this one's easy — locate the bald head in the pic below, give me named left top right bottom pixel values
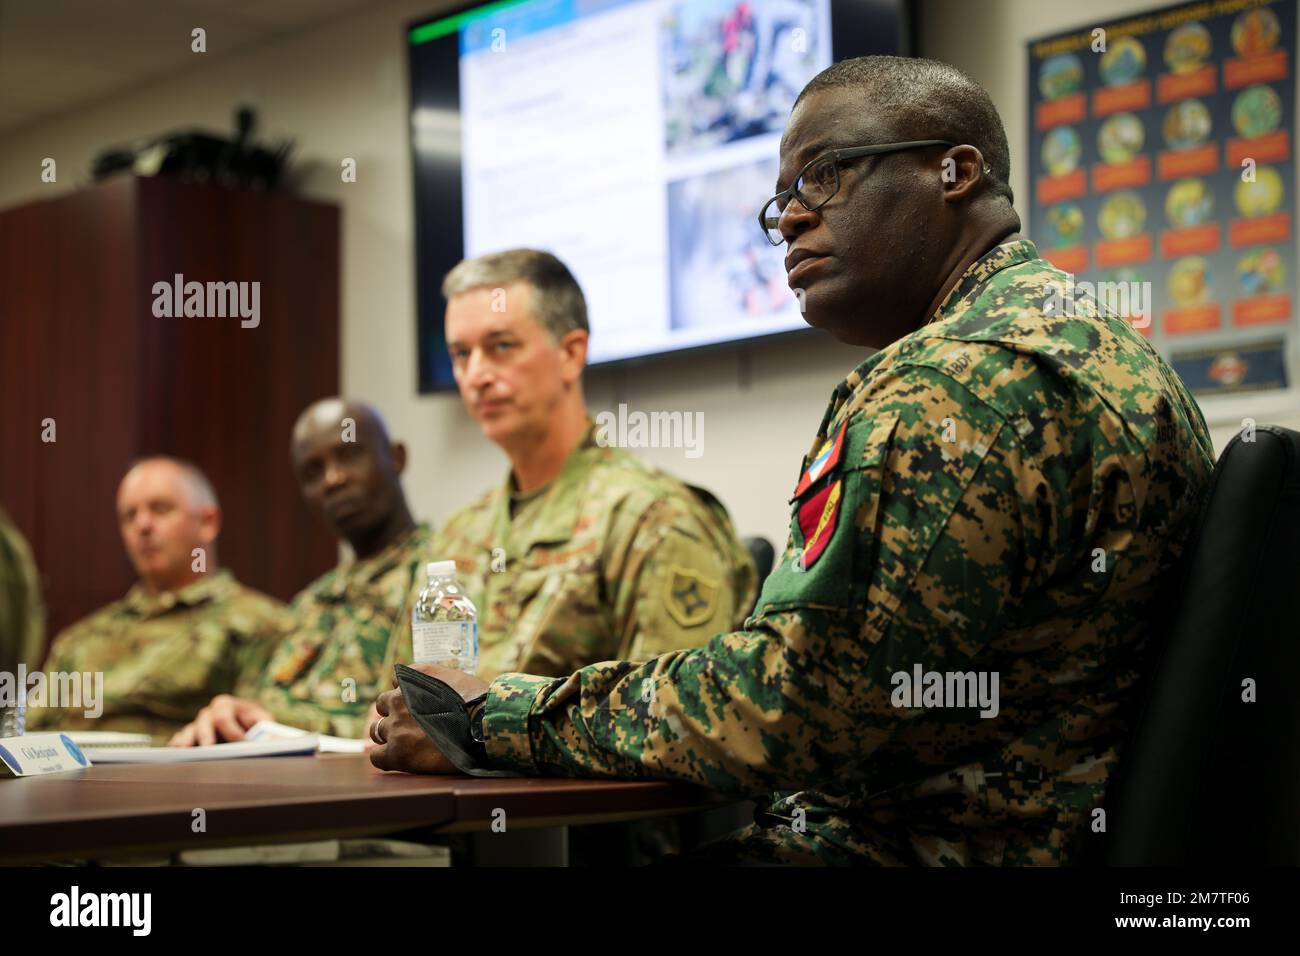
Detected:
left=292, top=398, right=394, bottom=456
left=117, top=457, right=221, bottom=593
left=123, top=457, right=218, bottom=510
left=290, top=397, right=412, bottom=554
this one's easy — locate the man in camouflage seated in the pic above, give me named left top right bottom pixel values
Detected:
left=28, top=457, right=284, bottom=742
left=172, top=398, right=434, bottom=743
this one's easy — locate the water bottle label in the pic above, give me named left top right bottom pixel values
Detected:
left=412, top=621, right=475, bottom=664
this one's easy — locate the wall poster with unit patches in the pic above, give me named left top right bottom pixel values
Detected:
left=1028, top=0, right=1299, bottom=398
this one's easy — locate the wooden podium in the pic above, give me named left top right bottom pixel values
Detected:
left=0, top=175, right=341, bottom=642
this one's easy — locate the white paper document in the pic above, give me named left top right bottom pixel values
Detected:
left=83, top=735, right=320, bottom=763
left=244, top=720, right=367, bottom=754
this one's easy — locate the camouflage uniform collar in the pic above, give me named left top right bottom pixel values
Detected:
left=805, top=240, right=1040, bottom=460
left=929, top=238, right=1040, bottom=324
left=122, top=567, right=236, bottom=618
left=503, top=419, right=601, bottom=496
left=321, top=523, right=433, bottom=598
left=497, top=421, right=602, bottom=548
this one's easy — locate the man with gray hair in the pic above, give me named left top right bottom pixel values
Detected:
left=27, top=457, right=286, bottom=742
left=416, top=248, right=756, bottom=684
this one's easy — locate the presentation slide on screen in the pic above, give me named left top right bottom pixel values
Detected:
left=458, top=0, right=833, bottom=364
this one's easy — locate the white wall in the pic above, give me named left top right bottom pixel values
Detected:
left=2, top=0, right=1293, bottom=552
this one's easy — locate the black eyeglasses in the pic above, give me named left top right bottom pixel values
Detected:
left=758, top=139, right=956, bottom=245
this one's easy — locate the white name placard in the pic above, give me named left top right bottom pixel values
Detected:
left=0, top=733, right=92, bottom=776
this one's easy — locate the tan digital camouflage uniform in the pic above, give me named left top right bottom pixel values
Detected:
left=257, top=524, right=435, bottom=738
left=0, top=507, right=44, bottom=675
left=26, top=569, right=286, bottom=742
left=423, top=429, right=757, bottom=682
left=478, top=240, right=1217, bottom=866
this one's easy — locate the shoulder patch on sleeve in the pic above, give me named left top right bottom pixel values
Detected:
left=665, top=566, right=720, bottom=628
left=796, top=477, right=843, bottom=569
left=793, top=419, right=849, bottom=499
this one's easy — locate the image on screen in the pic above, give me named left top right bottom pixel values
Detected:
left=409, top=0, right=907, bottom=390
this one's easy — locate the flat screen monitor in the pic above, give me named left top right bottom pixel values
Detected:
left=409, top=0, right=910, bottom=391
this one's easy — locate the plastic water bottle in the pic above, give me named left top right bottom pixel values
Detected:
left=0, top=671, right=24, bottom=738
left=0, top=687, right=24, bottom=738
left=411, top=560, right=478, bottom=674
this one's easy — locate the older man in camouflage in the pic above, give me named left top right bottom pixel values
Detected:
left=26, top=458, right=285, bottom=742
left=171, top=399, right=435, bottom=743
left=369, top=57, right=1216, bottom=867
left=424, top=249, right=756, bottom=683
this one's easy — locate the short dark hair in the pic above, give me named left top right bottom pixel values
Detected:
left=442, top=248, right=589, bottom=342
left=795, top=56, right=1014, bottom=205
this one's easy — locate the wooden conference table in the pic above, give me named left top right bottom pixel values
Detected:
left=0, top=753, right=732, bottom=865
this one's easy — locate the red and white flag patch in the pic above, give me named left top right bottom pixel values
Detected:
left=793, top=419, right=848, bottom=499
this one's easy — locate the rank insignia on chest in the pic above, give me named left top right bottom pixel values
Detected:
left=270, top=643, right=321, bottom=685
left=797, top=477, right=843, bottom=569
left=793, top=419, right=848, bottom=499
left=665, top=567, right=720, bottom=628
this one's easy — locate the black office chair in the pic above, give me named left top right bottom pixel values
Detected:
left=1100, top=425, right=1300, bottom=865
left=745, top=536, right=775, bottom=581
left=744, top=536, right=775, bottom=618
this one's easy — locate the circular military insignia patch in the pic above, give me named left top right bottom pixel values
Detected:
left=665, top=567, right=720, bottom=628
left=797, top=477, right=843, bottom=569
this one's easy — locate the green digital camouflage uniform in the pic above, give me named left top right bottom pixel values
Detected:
left=26, top=569, right=286, bottom=742
left=0, top=507, right=44, bottom=675
left=476, top=240, right=1217, bottom=866
left=258, top=524, right=435, bottom=738
left=424, top=429, right=757, bottom=682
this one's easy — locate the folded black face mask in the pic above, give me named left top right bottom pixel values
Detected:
left=394, top=664, right=510, bottom=777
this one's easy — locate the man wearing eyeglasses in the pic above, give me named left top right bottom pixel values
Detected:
left=369, top=56, right=1216, bottom=867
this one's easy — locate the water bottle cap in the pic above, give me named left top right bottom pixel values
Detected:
left=427, top=560, right=457, bottom=579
